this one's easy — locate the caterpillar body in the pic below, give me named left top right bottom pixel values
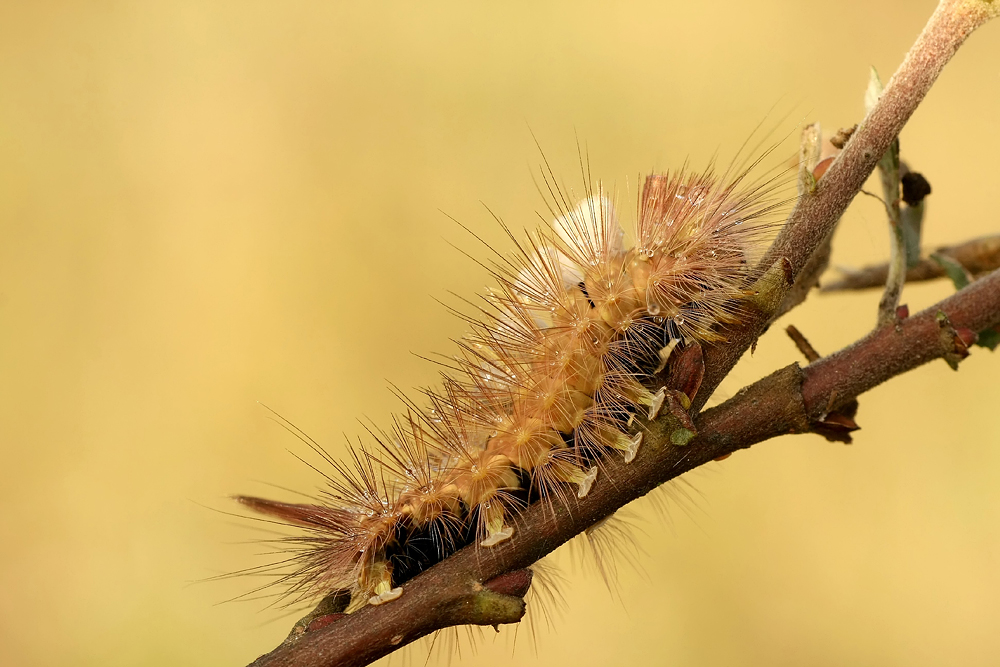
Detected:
left=237, top=159, right=783, bottom=614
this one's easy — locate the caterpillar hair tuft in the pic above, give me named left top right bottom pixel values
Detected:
left=235, top=146, right=791, bottom=621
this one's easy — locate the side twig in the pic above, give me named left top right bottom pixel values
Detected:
left=865, top=67, right=907, bottom=327
left=821, top=233, right=1000, bottom=291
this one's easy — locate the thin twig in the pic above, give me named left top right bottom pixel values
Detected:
left=866, top=67, right=907, bottom=327
left=785, top=325, right=821, bottom=362
left=821, top=233, right=1000, bottom=291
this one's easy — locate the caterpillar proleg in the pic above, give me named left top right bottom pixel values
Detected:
left=236, top=151, right=787, bottom=624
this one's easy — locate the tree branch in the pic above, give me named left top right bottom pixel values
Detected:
left=244, top=3, right=1000, bottom=665
left=696, top=0, right=998, bottom=411
left=250, top=268, right=1000, bottom=667
left=821, top=233, right=1000, bottom=291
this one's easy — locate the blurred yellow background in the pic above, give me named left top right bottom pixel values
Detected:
left=2, top=1, right=999, bottom=665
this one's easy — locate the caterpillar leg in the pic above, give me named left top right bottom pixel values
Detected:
left=369, top=587, right=403, bottom=606
left=546, top=459, right=599, bottom=498
left=480, top=500, right=514, bottom=547
left=647, top=387, right=666, bottom=420
left=623, top=432, right=643, bottom=463
left=480, top=525, right=514, bottom=547
left=603, top=429, right=643, bottom=463
left=577, top=466, right=599, bottom=497
left=361, top=556, right=399, bottom=606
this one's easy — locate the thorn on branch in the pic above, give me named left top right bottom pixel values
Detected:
left=785, top=325, right=821, bottom=363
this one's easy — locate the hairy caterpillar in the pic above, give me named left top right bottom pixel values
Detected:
left=235, top=153, right=785, bottom=620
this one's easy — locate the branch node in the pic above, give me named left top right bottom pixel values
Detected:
left=936, top=310, right=972, bottom=369
left=649, top=389, right=698, bottom=447
left=745, top=257, right=794, bottom=317
left=456, top=585, right=528, bottom=627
